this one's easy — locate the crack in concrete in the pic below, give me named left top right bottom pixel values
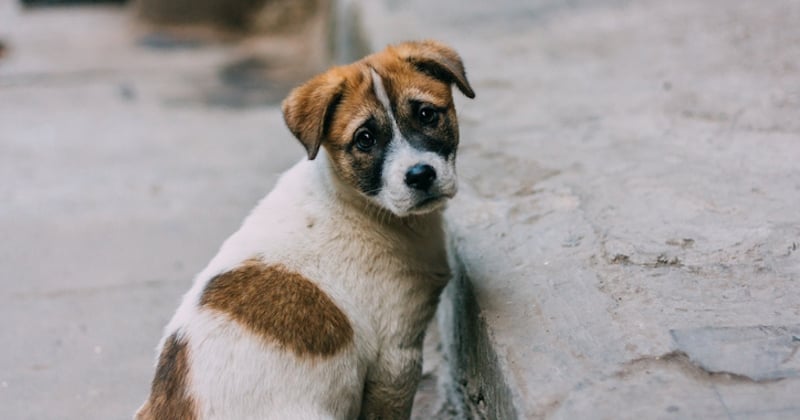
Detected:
left=590, top=229, right=690, bottom=272
left=712, top=385, right=734, bottom=420
left=616, top=351, right=785, bottom=385
left=780, top=340, right=799, bottom=364
left=608, top=252, right=684, bottom=268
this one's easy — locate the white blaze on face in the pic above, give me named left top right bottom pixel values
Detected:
left=369, top=69, right=457, bottom=217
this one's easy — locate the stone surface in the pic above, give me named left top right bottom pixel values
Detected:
left=351, top=0, right=800, bottom=418
left=671, top=325, right=800, bottom=382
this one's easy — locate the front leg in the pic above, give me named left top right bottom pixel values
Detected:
left=359, top=347, right=423, bottom=420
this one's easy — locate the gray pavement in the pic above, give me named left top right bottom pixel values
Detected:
left=3, top=0, right=800, bottom=419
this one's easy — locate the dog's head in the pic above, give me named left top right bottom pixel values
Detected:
left=282, top=40, right=475, bottom=217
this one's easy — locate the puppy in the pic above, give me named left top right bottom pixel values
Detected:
left=137, top=40, right=475, bottom=420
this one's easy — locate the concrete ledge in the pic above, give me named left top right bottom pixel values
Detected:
left=439, top=251, right=518, bottom=419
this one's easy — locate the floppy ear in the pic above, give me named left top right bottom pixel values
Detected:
left=394, top=40, right=476, bottom=99
left=281, top=73, right=344, bottom=160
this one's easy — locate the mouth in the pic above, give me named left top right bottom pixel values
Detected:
left=409, top=194, right=451, bottom=213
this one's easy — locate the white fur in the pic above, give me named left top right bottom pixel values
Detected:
left=370, top=69, right=458, bottom=217
left=144, top=150, right=452, bottom=419
left=379, top=140, right=458, bottom=216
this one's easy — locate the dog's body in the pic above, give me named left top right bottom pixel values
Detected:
left=137, top=41, right=474, bottom=420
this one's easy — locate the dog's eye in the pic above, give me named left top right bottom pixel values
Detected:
left=417, top=106, right=439, bottom=126
left=354, top=128, right=376, bottom=152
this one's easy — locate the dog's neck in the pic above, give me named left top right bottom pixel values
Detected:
left=311, top=149, right=445, bottom=235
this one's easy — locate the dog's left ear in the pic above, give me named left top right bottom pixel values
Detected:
left=395, top=40, right=476, bottom=99
left=282, top=72, right=344, bottom=160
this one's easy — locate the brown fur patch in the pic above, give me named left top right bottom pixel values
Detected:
left=200, top=260, right=353, bottom=357
left=391, top=40, right=475, bottom=99
left=137, top=333, right=197, bottom=420
left=281, top=40, right=473, bottom=159
left=281, top=41, right=474, bottom=197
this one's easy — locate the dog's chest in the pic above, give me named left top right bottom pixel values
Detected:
left=309, top=216, right=450, bottom=344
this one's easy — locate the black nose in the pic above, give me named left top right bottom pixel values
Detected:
left=404, top=164, right=437, bottom=191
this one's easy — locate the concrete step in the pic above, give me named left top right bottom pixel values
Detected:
left=343, top=0, right=800, bottom=418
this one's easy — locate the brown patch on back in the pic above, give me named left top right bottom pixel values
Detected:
left=137, top=333, right=197, bottom=420
left=200, top=260, right=353, bottom=357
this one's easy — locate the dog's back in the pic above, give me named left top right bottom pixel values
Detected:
left=138, top=40, right=473, bottom=419
left=138, top=159, right=448, bottom=419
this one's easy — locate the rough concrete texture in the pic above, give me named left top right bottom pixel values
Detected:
left=351, top=0, right=800, bottom=418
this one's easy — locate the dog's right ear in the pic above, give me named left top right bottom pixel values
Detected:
left=282, top=73, right=344, bottom=160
